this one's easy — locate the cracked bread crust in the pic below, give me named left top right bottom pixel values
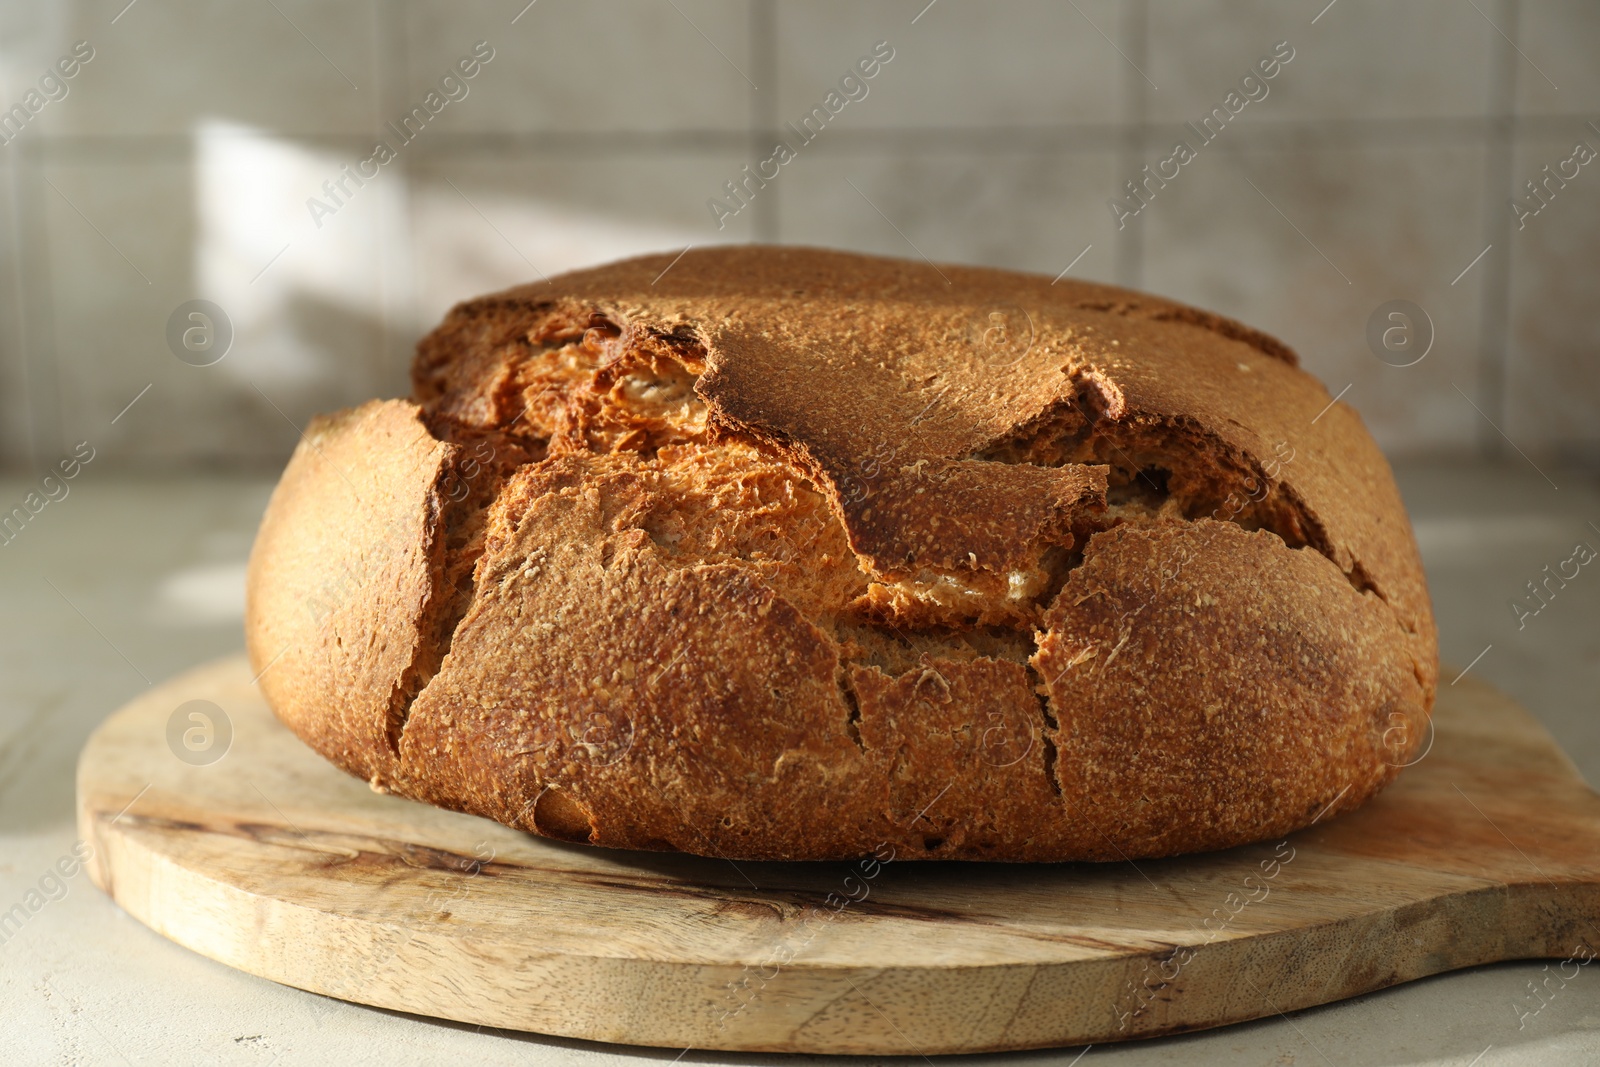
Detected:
left=245, top=245, right=1438, bottom=862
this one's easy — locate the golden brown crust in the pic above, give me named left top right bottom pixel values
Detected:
left=245, top=400, right=453, bottom=786
left=1034, top=521, right=1430, bottom=857
left=247, top=246, right=1438, bottom=861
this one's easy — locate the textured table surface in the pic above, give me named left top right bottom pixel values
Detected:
left=2, top=460, right=1598, bottom=1066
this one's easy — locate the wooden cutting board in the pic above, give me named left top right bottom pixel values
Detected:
left=77, top=654, right=1600, bottom=1055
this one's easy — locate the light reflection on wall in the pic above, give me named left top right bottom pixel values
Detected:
left=196, top=119, right=709, bottom=406
left=195, top=119, right=404, bottom=400
left=405, top=175, right=707, bottom=327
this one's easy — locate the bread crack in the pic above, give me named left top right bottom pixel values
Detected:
left=836, top=665, right=864, bottom=752
left=414, top=302, right=1387, bottom=662
left=385, top=421, right=538, bottom=755
left=1023, top=660, right=1063, bottom=799
left=1067, top=298, right=1297, bottom=366
left=981, top=394, right=1388, bottom=607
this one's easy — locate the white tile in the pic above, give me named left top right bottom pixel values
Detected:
left=408, top=151, right=757, bottom=331
left=189, top=123, right=408, bottom=416
left=774, top=0, right=1127, bottom=129
left=41, top=137, right=401, bottom=467
left=0, top=156, right=30, bottom=468
left=1145, top=0, right=1492, bottom=123
left=1505, top=133, right=1600, bottom=458
left=39, top=156, right=210, bottom=464
left=776, top=148, right=1121, bottom=282
left=2, top=0, right=1586, bottom=474
left=0, top=3, right=77, bottom=148
left=400, top=0, right=754, bottom=135
left=20, top=0, right=379, bottom=138
left=1514, top=0, right=1600, bottom=116
left=1138, top=143, right=1492, bottom=456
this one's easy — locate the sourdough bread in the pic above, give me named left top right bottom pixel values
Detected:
left=245, top=246, right=1437, bottom=861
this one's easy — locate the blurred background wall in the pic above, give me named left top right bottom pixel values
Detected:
left=0, top=0, right=1595, bottom=474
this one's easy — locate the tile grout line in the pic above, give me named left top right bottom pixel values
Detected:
left=370, top=0, right=392, bottom=395
left=15, top=140, right=65, bottom=474
left=0, top=24, right=18, bottom=475
left=1475, top=0, right=1520, bottom=459
left=1113, top=0, right=1150, bottom=290
left=379, top=0, right=417, bottom=395
left=1133, top=0, right=1150, bottom=292
left=750, top=0, right=778, bottom=243
left=0, top=22, right=27, bottom=474
left=1, top=115, right=38, bottom=475
left=21, top=113, right=1600, bottom=161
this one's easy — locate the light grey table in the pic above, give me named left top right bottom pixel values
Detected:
left=1, top=461, right=1597, bottom=1066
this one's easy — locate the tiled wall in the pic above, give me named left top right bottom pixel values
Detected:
left=0, top=0, right=1595, bottom=471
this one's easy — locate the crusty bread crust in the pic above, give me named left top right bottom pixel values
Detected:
left=245, top=246, right=1437, bottom=861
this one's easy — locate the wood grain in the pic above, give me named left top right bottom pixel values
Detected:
left=77, top=654, right=1600, bottom=1055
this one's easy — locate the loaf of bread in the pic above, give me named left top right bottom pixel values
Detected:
left=245, top=246, right=1437, bottom=862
